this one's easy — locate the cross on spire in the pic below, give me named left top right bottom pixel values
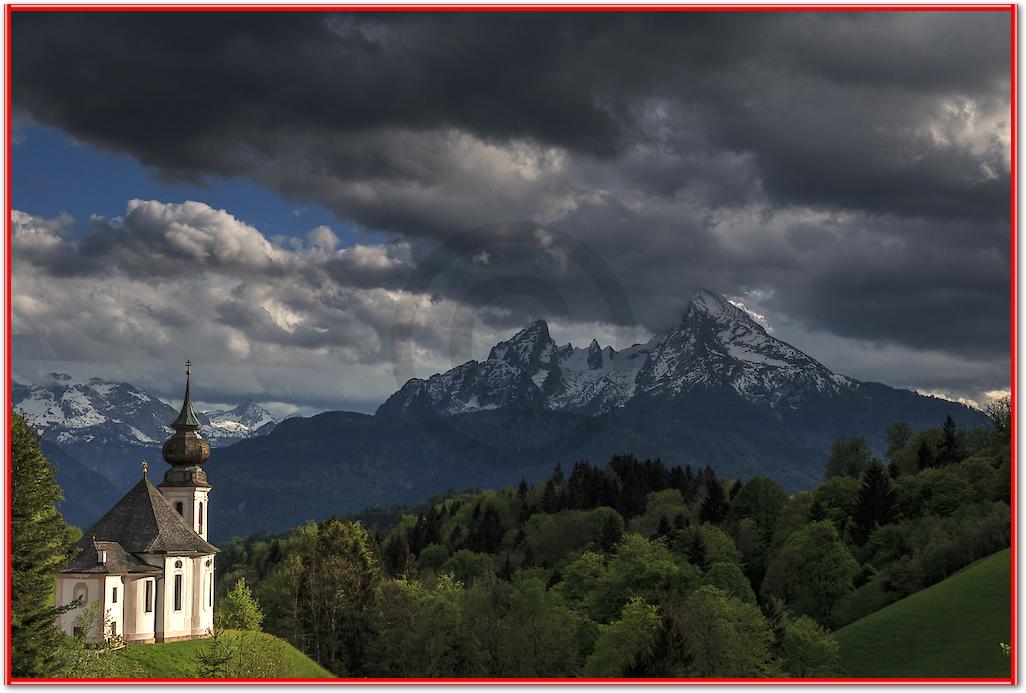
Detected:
left=142, top=459, right=148, bottom=478
left=170, top=359, right=201, bottom=430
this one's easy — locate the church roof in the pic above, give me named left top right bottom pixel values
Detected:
left=70, top=478, right=218, bottom=558
left=61, top=540, right=162, bottom=576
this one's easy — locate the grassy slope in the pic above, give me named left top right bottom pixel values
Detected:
left=835, top=548, right=1011, bottom=678
left=114, top=630, right=333, bottom=678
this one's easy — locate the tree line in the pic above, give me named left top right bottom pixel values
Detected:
left=215, top=399, right=1011, bottom=678
left=10, top=397, right=1011, bottom=678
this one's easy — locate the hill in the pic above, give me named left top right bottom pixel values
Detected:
left=114, top=630, right=333, bottom=679
left=835, top=548, right=1011, bottom=679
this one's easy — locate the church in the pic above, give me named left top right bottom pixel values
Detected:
left=54, top=363, right=218, bottom=644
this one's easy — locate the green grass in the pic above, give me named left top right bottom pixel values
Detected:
left=114, top=630, right=333, bottom=679
left=835, top=548, right=1011, bottom=679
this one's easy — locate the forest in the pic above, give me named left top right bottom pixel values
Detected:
left=212, top=401, right=1012, bottom=678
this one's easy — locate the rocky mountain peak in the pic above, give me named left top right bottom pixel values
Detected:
left=487, top=319, right=556, bottom=369
left=684, top=289, right=759, bottom=327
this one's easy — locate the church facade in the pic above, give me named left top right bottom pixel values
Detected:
left=55, top=363, right=218, bottom=644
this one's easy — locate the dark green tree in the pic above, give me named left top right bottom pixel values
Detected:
left=11, top=411, right=73, bottom=678
left=541, top=480, right=559, bottom=514
left=825, top=437, right=873, bottom=479
left=916, top=439, right=934, bottom=470
left=762, top=521, right=857, bottom=625
left=698, top=478, right=729, bottom=525
left=687, top=532, right=710, bottom=571
left=852, top=462, right=898, bottom=545
left=469, top=504, right=504, bottom=553
left=936, top=415, right=961, bottom=467
left=884, top=421, right=913, bottom=461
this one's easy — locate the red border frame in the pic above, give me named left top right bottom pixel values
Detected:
left=2, top=3, right=1017, bottom=686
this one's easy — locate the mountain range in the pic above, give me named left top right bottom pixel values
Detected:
left=12, top=374, right=277, bottom=528
left=19, top=290, right=989, bottom=541
left=378, top=290, right=855, bottom=418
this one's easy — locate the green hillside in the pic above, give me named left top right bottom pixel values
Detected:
left=114, top=630, right=333, bottom=678
left=835, top=548, right=1011, bottom=679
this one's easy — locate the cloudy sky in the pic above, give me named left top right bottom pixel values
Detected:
left=11, top=11, right=1011, bottom=416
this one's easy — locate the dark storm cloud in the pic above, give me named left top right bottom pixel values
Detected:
left=13, top=11, right=1009, bottom=221
left=11, top=10, right=1012, bottom=408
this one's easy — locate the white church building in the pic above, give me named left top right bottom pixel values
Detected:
left=55, top=363, right=218, bottom=644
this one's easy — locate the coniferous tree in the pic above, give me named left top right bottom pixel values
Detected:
left=916, top=439, right=934, bottom=470
left=937, top=415, right=961, bottom=467
left=852, top=462, right=898, bottom=545
left=219, top=577, right=265, bottom=631
left=656, top=516, right=672, bottom=539
left=729, top=479, right=743, bottom=500
left=516, top=478, right=529, bottom=502
left=698, top=478, right=729, bottom=525
left=599, top=514, right=623, bottom=552
left=808, top=500, right=825, bottom=523
left=541, top=480, right=559, bottom=514
left=11, top=411, right=73, bottom=678
left=686, top=532, right=710, bottom=571
left=469, top=504, right=504, bottom=553
left=448, top=525, right=465, bottom=551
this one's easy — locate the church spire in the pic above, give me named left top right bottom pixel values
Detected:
left=161, top=360, right=210, bottom=475
left=171, top=360, right=201, bottom=430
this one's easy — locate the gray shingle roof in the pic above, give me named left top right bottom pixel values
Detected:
left=70, top=478, right=218, bottom=558
left=62, top=540, right=162, bottom=575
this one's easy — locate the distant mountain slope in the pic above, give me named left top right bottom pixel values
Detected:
left=835, top=548, right=1010, bottom=678
left=13, top=374, right=278, bottom=527
left=207, top=290, right=987, bottom=540
left=40, top=439, right=120, bottom=531
left=27, top=291, right=990, bottom=541
left=13, top=374, right=278, bottom=450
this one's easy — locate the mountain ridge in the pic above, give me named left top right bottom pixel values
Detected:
left=23, top=290, right=991, bottom=539
left=379, top=289, right=882, bottom=419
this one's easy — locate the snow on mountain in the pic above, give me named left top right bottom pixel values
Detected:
left=378, top=289, right=860, bottom=419
left=201, top=400, right=278, bottom=444
left=12, top=374, right=278, bottom=448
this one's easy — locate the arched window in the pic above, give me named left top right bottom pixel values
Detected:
left=72, top=582, right=88, bottom=607
left=198, top=502, right=204, bottom=534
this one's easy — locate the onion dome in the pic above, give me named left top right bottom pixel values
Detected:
left=160, top=361, right=211, bottom=488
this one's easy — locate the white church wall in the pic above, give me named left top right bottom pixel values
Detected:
left=191, top=556, right=215, bottom=636
left=55, top=575, right=102, bottom=640
left=103, top=575, right=124, bottom=641
left=124, top=576, right=156, bottom=644
left=160, top=555, right=197, bottom=642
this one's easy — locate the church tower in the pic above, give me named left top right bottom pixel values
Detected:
left=159, top=361, right=212, bottom=541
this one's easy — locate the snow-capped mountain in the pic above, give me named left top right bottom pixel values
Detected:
left=13, top=373, right=180, bottom=447
left=201, top=400, right=278, bottom=444
left=216, top=289, right=988, bottom=538
left=12, top=374, right=278, bottom=448
left=379, top=289, right=857, bottom=418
